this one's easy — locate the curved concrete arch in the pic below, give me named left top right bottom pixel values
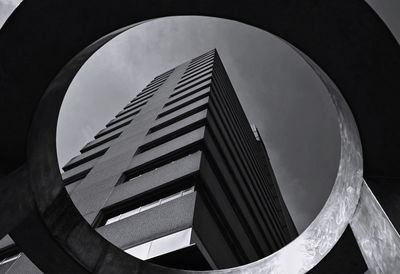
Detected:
left=1, top=1, right=399, bottom=273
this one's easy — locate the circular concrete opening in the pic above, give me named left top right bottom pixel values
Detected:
left=46, top=17, right=360, bottom=273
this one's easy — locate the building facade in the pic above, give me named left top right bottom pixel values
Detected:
left=0, top=49, right=297, bottom=272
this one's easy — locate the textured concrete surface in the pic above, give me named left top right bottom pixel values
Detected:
left=351, top=181, right=400, bottom=273
left=308, top=226, right=367, bottom=273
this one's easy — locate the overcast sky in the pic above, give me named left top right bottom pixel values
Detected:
left=1, top=0, right=399, bottom=233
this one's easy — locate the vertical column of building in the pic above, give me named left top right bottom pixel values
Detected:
left=94, top=51, right=217, bottom=270
left=130, top=50, right=255, bottom=269
left=62, top=67, right=187, bottom=225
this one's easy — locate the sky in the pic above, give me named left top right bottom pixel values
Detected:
left=1, top=0, right=399, bottom=233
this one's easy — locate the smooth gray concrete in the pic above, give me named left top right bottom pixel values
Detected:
left=98, top=193, right=196, bottom=250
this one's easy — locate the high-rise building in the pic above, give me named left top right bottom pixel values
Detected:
left=0, top=49, right=297, bottom=272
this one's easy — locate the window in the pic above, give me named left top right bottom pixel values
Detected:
left=62, top=167, right=92, bottom=185
left=180, top=63, right=213, bottom=83
left=185, top=58, right=214, bottom=75
left=123, top=101, right=147, bottom=112
left=154, top=68, right=174, bottom=81
left=160, top=192, right=181, bottom=204
left=135, top=120, right=205, bottom=155
left=116, top=105, right=142, bottom=118
left=104, top=186, right=195, bottom=225
left=120, top=148, right=200, bottom=186
left=170, top=78, right=212, bottom=98
left=148, top=107, right=207, bottom=135
left=126, top=242, right=152, bottom=260
left=174, top=72, right=212, bottom=92
left=124, top=228, right=192, bottom=260
left=157, top=94, right=209, bottom=119
left=108, top=109, right=140, bottom=126
left=81, top=132, right=121, bottom=153
left=62, top=147, right=109, bottom=171
left=165, top=86, right=210, bottom=108
left=95, top=120, right=132, bottom=138
left=129, top=92, right=154, bottom=106
left=136, top=87, right=158, bottom=98
left=176, top=68, right=213, bottom=88
left=0, top=253, right=21, bottom=265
